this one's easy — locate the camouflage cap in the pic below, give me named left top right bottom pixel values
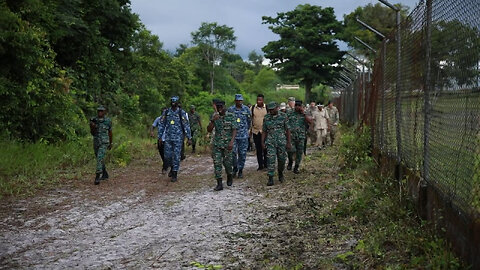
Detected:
left=190, top=105, right=196, bottom=109
left=266, top=101, right=278, bottom=110
left=235, top=94, right=244, bottom=101
left=170, top=96, right=179, bottom=102
left=279, top=102, right=286, bottom=110
left=288, top=97, right=295, bottom=102
left=97, top=105, right=106, bottom=111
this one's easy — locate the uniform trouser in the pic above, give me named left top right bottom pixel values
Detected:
left=213, top=147, right=233, bottom=179
left=94, top=144, right=108, bottom=174
left=232, top=138, right=248, bottom=171
left=164, top=139, right=182, bottom=171
left=266, top=140, right=287, bottom=177
left=191, top=130, right=198, bottom=150
left=157, top=141, right=167, bottom=170
left=315, top=129, right=327, bottom=146
left=253, top=133, right=267, bottom=168
left=288, top=137, right=305, bottom=167
left=308, top=128, right=317, bottom=145
left=328, top=125, right=337, bottom=145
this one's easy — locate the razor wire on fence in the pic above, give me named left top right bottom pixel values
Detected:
left=334, top=0, right=480, bottom=214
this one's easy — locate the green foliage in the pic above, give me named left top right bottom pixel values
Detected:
left=190, top=261, right=222, bottom=269
left=472, top=133, right=480, bottom=211
left=339, top=125, right=372, bottom=169
left=262, top=4, right=344, bottom=102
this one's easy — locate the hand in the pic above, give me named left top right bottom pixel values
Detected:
left=187, top=139, right=192, bottom=146
left=150, top=131, right=155, bottom=137
left=228, top=141, right=234, bottom=151
left=262, top=143, right=266, bottom=150
left=212, top=113, right=220, bottom=121
left=286, top=143, right=292, bottom=150
left=158, top=139, right=163, bottom=146
left=108, top=143, right=112, bottom=150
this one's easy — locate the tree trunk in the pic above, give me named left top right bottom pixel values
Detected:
left=210, top=62, right=215, bottom=94
left=304, top=80, right=313, bottom=103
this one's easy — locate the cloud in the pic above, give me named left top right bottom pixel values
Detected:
left=130, top=0, right=419, bottom=58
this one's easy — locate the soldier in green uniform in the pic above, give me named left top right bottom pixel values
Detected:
left=287, top=100, right=313, bottom=174
left=188, top=105, right=202, bottom=153
left=262, top=102, right=291, bottom=186
left=89, top=106, right=113, bottom=185
left=207, top=100, right=237, bottom=191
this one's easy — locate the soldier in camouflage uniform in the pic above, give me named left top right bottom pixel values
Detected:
left=326, top=101, right=339, bottom=146
left=228, top=94, right=251, bottom=178
left=188, top=105, right=202, bottom=153
left=89, top=105, right=113, bottom=185
left=262, top=102, right=291, bottom=186
left=157, top=96, right=192, bottom=182
left=287, top=100, right=313, bottom=174
left=207, top=100, right=237, bottom=191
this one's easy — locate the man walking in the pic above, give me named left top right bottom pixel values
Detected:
left=251, top=94, right=268, bottom=170
left=312, top=104, right=330, bottom=149
left=228, top=94, right=251, bottom=178
left=157, top=96, right=192, bottom=182
left=207, top=100, right=237, bottom=191
left=89, top=105, right=113, bottom=185
left=326, top=101, right=339, bottom=145
left=306, top=101, right=317, bottom=146
left=287, top=100, right=312, bottom=173
left=188, top=105, right=202, bottom=153
left=262, top=102, right=291, bottom=186
left=150, top=107, right=168, bottom=174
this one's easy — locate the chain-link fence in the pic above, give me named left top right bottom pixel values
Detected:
left=334, top=0, right=480, bottom=215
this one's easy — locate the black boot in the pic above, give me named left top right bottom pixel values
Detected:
left=101, top=166, right=109, bottom=180
left=94, top=173, right=101, bottom=185
left=168, top=168, right=173, bottom=177
left=287, top=160, right=293, bottom=171
left=232, top=167, right=238, bottom=178
left=237, top=169, right=243, bottom=178
left=278, top=171, right=285, bottom=183
left=171, top=171, right=178, bottom=182
left=267, top=175, right=274, bottom=186
left=214, top=178, right=223, bottom=191
left=227, top=174, right=233, bottom=186
left=293, top=165, right=300, bottom=174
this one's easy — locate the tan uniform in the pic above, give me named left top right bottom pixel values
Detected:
left=312, top=109, right=329, bottom=147
left=306, top=106, right=318, bottom=145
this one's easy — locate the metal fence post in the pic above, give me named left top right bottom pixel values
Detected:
left=381, top=41, right=386, bottom=152
left=395, top=9, right=402, bottom=165
left=423, top=0, right=432, bottom=187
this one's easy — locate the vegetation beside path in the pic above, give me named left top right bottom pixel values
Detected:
left=221, top=126, right=463, bottom=269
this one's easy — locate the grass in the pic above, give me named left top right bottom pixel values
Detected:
left=0, top=119, right=156, bottom=198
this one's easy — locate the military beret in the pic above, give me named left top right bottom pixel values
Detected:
left=295, top=100, right=303, bottom=106
left=97, top=105, right=106, bottom=111
left=266, top=101, right=278, bottom=110
left=215, top=100, right=225, bottom=106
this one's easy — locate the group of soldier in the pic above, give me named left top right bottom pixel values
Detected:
left=88, top=94, right=339, bottom=189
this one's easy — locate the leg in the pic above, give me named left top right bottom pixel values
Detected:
left=266, top=142, right=276, bottom=177
left=212, top=147, right=224, bottom=191
left=223, top=148, right=234, bottom=186
left=236, top=138, right=248, bottom=173
left=277, top=143, right=287, bottom=181
left=232, top=139, right=239, bottom=175
left=191, top=130, right=196, bottom=153
left=181, top=139, right=186, bottom=160
left=158, top=141, right=167, bottom=171
left=171, top=140, right=182, bottom=172
left=253, top=133, right=264, bottom=169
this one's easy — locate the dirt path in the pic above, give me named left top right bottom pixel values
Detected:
left=0, top=146, right=350, bottom=269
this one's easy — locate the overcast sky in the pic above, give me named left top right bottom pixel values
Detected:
left=130, top=0, right=419, bottom=58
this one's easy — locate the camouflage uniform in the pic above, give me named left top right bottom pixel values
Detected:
left=92, top=117, right=112, bottom=174
left=157, top=107, right=191, bottom=172
left=211, top=112, right=237, bottom=179
left=263, top=110, right=289, bottom=177
left=326, top=105, right=339, bottom=145
left=188, top=110, right=201, bottom=151
left=287, top=110, right=307, bottom=168
left=228, top=102, right=251, bottom=175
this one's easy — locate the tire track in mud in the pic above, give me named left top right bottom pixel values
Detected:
left=0, top=154, right=272, bottom=269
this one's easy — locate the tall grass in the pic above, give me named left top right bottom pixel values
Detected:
left=0, top=119, right=156, bottom=198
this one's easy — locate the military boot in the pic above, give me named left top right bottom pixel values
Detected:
left=171, top=171, right=178, bottom=182
left=232, top=167, right=238, bottom=178
left=168, top=168, right=173, bottom=177
left=214, top=178, right=223, bottom=191
left=293, top=165, right=300, bottom=174
left=101, top=166, right=109, bottom=180
left=237, top=169, right=243, bottom=178
left=287, top=160, right=293, bottom=171
left=267, top=175, right=274, bottom=186
left=278, top=171, right=285, bottom=183
left=94, top=173, right=101, bottom=185
left=227, top=174, right=233, bottom=186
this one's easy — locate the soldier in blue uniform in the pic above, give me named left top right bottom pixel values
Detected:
left=227, top=94, right=251, bottom=178
left=157, top=96, right=192, bottom=182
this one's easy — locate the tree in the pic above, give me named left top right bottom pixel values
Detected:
left=248, top=50, right=264, bottom=73
left=191, top=22, right=237, bottom=94
left=262, top=4, right=344, bottom=102
left=342, top=3, right=409, bottom=60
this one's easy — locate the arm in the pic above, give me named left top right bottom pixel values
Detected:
left=261, top=130, right=267, bottom=150
left=286, top=129, right=291, bottom=149
left=207, top=113, right=220, bottom=133
left=228, top=129, right=237, bottom=151
left=108, top=130, right=113, bottom=149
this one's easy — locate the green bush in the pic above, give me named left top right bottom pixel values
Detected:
left=339, top=125, right=372, bottom=169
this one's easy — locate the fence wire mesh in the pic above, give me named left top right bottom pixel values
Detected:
left=336, top=0, right=480, bottom=214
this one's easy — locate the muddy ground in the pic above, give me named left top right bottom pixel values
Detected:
left=0, top=145, right=354, bottom=269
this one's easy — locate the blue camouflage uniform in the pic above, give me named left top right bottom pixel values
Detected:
left=157, top=104, right=191, bottom=172
left=228, top=94, right=251, bottom=174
